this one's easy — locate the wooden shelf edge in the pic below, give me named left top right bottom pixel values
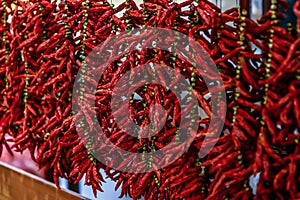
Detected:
left=0, top=161, right=88, bottom=200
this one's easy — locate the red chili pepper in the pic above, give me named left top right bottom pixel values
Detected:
left=294, top=96, right=300, bottom=130
left=36, top=31, right=66, bottom=53
left=258, top=128, right=283, bottom=163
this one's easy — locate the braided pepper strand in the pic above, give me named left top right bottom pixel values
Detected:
left=63, top=0, right=71, bottom=38
left=2, top=0, right=8, bottom=89
left=78, top=0, right=89, bottom=105
left=81, top=0, right=97, bottom=164
left=255, top=0, right=281, bottom=176
left=142, top=0, right=148, bottom=28
left=233, top=10, right=248, bottom=168
left=125, top=0, right=133, bottom=31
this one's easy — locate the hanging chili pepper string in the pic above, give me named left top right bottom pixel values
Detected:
left=54, top=0, right=71, bottom=106
left=63, top=0, right=70, bottom=38
left=38, top=4, right=46, bottom=43
left=231, top=10, right=247, bottom=138
left=184, top=6, right=199, bottom=146
left=184, top=1, right=206, bottom=193
left=2, top=0, right=8, bottom=90
left=62, top=0, right=73, bottom=113
left=189, top=3, right=212, bottom=193
left=142, top=0, right=147, bottom=28
left=125, top=0, right=132, bottom=31
left=77, top=0, right=96, bottom=164
left=170, top=12, right=182, bottom=144
left=256, top=0, right=280, bottom=167
left=34, top=6, right=53, bottom=130
left=143, top=1, right=161, bottom=189
left=213, top=5, right=230, bottom=130
left=78, top=0, right=89, bottom=104
left=35, top=3, right=46, bottom=104
left=17, top=6, right=31, bottom=134
left=22, top=53, right=29, bottom=132
left=0, top=0, right=9, bottom=149
left=140, top=21, right=157, bottom=176
left=150, top=135, right=160, bottom=188
left=260, top=1, right=277, bottom=129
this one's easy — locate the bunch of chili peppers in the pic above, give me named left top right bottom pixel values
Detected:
left=0, top=0, right=299, bottom=199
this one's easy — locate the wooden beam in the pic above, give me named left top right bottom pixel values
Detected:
left=0, top=161, right=87, bottom=200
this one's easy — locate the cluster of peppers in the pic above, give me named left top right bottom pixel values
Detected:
left=0, top=0, right=300, bottom=199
